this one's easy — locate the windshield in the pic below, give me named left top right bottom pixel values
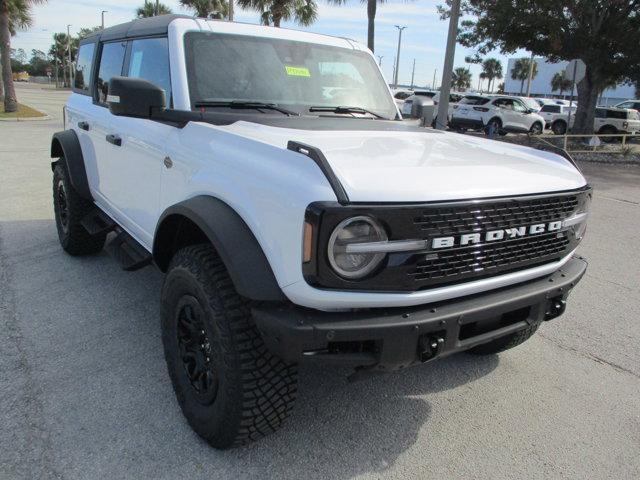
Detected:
left=184, top=32, right=397, bottom=119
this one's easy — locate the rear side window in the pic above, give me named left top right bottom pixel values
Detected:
left=127, top=37, right=172, bottom=105
left=96, top=41, right=126, bottom=104
left=606, top=109, right=626, bottom=119
left=541, top=105, right=561, bottom=113
left=74, top=43, right=95, bottom=94
left=595, top=108, right=606, bottom=118
left=459, top=96, right=489, bottom=105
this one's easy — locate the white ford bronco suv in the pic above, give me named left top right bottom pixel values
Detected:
left=51, top=15, right=590, bottom=448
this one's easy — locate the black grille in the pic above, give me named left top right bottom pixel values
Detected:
left=408, top=194, right=581, bottom=288
left=411, top=232, right=571, bottom=282
left=413, top=195, right=579, bottom=236
left=305, top=189, right=589, bottom=292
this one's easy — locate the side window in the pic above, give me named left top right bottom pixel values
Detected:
left=512, top=101, right=527, bottom=113
left=606, top=110, right=625, bottom=119
left=74, top=43, right=95, bottom=94
left=595, top=108, right=606, bottom=118
left=96, top=41, right=126, bottom=104
left=617, top=102, right=633, bottom=109
left=540, top=105, right=553, bottom=112
left=127, top=37, right=172, bottom=106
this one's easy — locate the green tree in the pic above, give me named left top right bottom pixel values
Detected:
left=136, top=1, right=172, bottom=18
left=438, top=1, right=640, bottom=134
left=510, top=57, right=537, bottom=94
left=550, top=71, right=572, bottom=96
left=48, top=32, right=75, bottom=87
left=1, top=0, right=46, bottom=112
left=78, top=26, right=101, bottom=39
left=452, top=66, right=472, bottom=90
left=236, top=0, right=317, bottom=27
left=481, top=57, right=502, bottom=92
left=180, top=0, right=229, bottom=18
left=27, top=48, right=50, bottom=75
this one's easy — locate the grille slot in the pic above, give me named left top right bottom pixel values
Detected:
left=411, top=232, right=570, bottom=282
left=413, top=196, right=579, bottom=236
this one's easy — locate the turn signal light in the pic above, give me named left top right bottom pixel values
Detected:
left=303, top=222, right=313, bottom=263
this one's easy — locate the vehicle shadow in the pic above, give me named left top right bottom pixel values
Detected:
left=0, top=219, right=499, bottom=480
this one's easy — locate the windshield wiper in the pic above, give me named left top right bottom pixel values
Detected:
left=308, top=105, right=387, bottom=120
left=194, top=101, right=300, bottom=116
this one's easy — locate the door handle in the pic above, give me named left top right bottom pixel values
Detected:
left=106, top=134, right=122, bottom=147
left=77, top=121, right=89, bottom=131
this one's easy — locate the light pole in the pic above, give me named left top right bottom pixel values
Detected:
left=377, top=55, right=383, bottom=67
left=101, top=11, right=107, bottom=29
left=432, top=68, right=437, bottom=90
left=67, top=24, right=73, bottom=88
left=435, top=0, right=461, bottom=130
left=393, top=25, right=406, bottom=88
left=229, top=1, right=234, bottom=21
left=410, top=58, right=416, bottom=89
left=525, top=51, right=535, bottom=97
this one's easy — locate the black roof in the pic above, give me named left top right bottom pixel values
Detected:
left=80, top=14, right=191, bottom=44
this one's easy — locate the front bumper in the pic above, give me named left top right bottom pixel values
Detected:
left=253, top=257, right=587, bottom=370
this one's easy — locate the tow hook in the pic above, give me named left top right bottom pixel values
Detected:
left=545, top=298, right=567, bottom=321
left=418, top=334, right=445, bottom=362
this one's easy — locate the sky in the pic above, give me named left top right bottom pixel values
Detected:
left=10, top=0, right=526, bottom=89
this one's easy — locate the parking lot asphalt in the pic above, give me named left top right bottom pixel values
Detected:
left=1, top=84, right=639, bottom=480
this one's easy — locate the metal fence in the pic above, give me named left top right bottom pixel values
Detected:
left=536, top=133, right=639, bottom=155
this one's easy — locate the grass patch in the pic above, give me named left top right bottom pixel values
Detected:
left=0, top=102, right=46, bottom=119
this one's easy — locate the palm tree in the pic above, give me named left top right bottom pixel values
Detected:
left=550, top=72, right=572, bottom=96
left=48, top=32, right=75, bottom=88
left=136, top=1, right=172, bottom=18
left=1, top=0, right=45, bottom=112
left=481, top=58, right=502, bottom=93
left=237, top=0, right=317, bottom=27
left=180, top=0, right=228, bottom=19
left=452, top=67, right=472, bottom=91
left=327, top=0, right=414, bottom=53
left=510, top=57, right=538, bottom=95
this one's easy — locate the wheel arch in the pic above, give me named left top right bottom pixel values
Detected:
left=153, top=196, right=285, bottom=302
left=50, top=130, right=92, bottom=200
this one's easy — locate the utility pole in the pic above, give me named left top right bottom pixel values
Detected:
left=435, top=0, right=461, bottom=130
left=377, top=55, right=383, bottom=67
left=525, top=51, right=535, bottom=97
left=393, top=25, right=406, bottom=88
left=66, top=24, right=73, bottom=88
left=101, top=11, right=107, bottom=29
left=229, top=1, right=234, bottom=21
left=432, top=68, right=437, bottom=90
left=155, top=0, right=159, bottom=16
left=410, top=58, right=416, bottom=89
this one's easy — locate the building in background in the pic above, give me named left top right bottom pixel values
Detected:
left=504, top=57, right=636, bottom=105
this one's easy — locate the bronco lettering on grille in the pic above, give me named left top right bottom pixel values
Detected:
left=431, top=221, right=563, bottom=249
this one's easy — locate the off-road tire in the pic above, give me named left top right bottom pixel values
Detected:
left=52, top=161, right=106, bottom=255
left=467, top=321, right=541, bottom=355
left=161, top=244, right=297, bottom=449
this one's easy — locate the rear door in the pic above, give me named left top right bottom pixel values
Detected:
left=91, top=40, right=127, bottom=209
left=64, top=41, right=101, bottom=190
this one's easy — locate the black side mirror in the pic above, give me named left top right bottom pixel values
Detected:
left=107, top=76, right=166, bottom=118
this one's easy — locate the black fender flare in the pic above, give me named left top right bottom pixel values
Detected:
left=153, top=196, right=285, bottom=301
left=50, top=130, right=92, bottom=200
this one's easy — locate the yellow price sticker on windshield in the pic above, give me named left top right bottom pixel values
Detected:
left=285, top=66, right=311, bottom=77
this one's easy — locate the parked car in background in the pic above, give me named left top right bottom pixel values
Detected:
left=539, top=104, right=577, bottom=133
left=12, top=71, right=30, bottom=82
left=535, top=98, right=558, bottom=107
left=450, top=95, right=545, bottom=135
left=405, top=91, right=464, bottom=124
left=551, top=107, right=640, bottom=139
left=509, top=96, right=543, bottom=112
left=614, top=99, right=640, bottom=110
left=392, top=89, right=414, bottom=108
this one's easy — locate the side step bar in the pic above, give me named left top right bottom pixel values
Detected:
left=105, top=230, right=152, bottom=271
left=81, top=209, right=116, bottom=236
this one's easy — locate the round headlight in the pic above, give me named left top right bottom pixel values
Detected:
left=327, top=216, right=388, bottom=279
